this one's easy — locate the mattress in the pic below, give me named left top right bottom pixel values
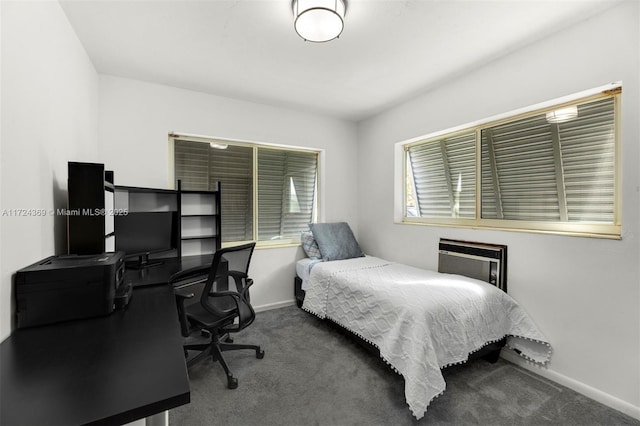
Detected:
left=295, top=257, right=322, bottom=291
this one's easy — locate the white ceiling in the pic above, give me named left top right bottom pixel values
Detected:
left=60, top=0, right=620, bottom=122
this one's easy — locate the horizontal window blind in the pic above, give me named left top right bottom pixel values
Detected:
left=174, top=138, right=319, bottom=244
left=560, top=98, right=615, bottom=222
left=174, top=140, right=253, bottom=242
left=481, top=97, right=615, bottom=223
left=481, top=117, right=560, bottom=220
left=257, top=149, right=317, bottom=240
left=407, top=131, right=476, bottom=218
left=174, top=139, right=210, bottom=190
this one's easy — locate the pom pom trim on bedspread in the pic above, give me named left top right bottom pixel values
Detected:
left=301, top=306, right=551, bottom=419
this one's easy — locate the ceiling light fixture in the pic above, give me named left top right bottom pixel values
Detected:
left=292, top=0, right=347, bottom=43
left=546, top=105, right=578, bottom=123
left=209, top=142, right=228, bottom=150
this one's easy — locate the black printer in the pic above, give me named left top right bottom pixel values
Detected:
left=15, top=252, right=130, bottom=328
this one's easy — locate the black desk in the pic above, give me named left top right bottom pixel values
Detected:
left=0, top=285, right=190, bottom=425
left=124, top=254, right=214, bottom=288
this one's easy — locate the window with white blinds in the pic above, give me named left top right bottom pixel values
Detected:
left=407, top=131, right=476, bottom=219
left=481, top=97, right=615, bottom=223
left=402, top=86, right=621, bottom=239
left=257, top=148, right=318, bottom=241
left=173, top=137, right=319, bottom=245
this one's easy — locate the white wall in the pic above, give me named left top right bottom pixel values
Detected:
left=357, top=1, right=640, bottom=417
left=98, top=75, right=359, bottom=311
left=0, top=1, right=99, bottom=340
left=2, top=0, right=638, bottom=419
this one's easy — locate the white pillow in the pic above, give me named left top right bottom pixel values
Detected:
left=301, top=231, right=322, bottom=259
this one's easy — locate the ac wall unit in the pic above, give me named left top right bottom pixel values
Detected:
left=438, top=238, right=507, bottom=292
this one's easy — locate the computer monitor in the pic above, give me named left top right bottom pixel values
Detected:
left=114, top=211, right=177, bottom=269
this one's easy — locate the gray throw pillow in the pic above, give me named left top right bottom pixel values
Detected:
left=309, top=222, right=364, bottom=261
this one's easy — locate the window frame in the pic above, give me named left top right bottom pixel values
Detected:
left=396, top=83, right=622, bottom=239
left=169, top=133, right=323, bottom=248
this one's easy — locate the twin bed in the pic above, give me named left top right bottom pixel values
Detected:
left=294, top=223, right=551, bottom=420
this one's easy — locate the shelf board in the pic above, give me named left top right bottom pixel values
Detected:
left=181, top=235, right=218, bottom=241
left=180, top=190, right=218, bottom=195
left=115, top=185, right=177, bottom=195
left=181, top=214, right=217, bottom=218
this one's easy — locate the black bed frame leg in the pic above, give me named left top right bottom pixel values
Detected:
left=483, top=348, right=502, bottom=364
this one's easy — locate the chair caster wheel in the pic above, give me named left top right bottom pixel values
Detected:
left=256, top=349, right=265, bottom=359
left=227, top=376, right=238, bottom=389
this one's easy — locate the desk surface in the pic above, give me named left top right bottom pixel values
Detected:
left=0, top=285, right=191, bottom=426
left=124, top=254, right=214, bottom=288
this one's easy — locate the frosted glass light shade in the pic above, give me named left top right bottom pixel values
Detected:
left=546, top=105, right=578, bottom=123
left=293, top=0, right=346, bottom=42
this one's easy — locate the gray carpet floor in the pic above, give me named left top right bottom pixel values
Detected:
left=170, top=305, right=639, bottom=425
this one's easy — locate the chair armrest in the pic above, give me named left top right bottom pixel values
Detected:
left=228, top=271, right=253, bottom=295
left=175, top=289, right=195, bottom=300
left=240, top=278, right=254, bottom=303
left=228, top=271, right=247, bottom=281
left=174, top=289, right=195, bottom=337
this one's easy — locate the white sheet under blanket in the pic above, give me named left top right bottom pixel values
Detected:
left=301, top=256, right=551, bottom=420
left=296, top=258, right=322, bottom=291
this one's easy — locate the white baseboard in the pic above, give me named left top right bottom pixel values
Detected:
left=253, top=299, right=296, bottom=313
left=501, top=351, right=640, bottom=420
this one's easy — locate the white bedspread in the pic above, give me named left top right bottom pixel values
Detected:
left=301, top=256, right=551, bottom=420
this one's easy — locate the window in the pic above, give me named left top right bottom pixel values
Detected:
left=406, top=131, right=476, bottom=219
left=401, top=84, right=621, bottom=238
left=171, top=135, right=319, bottom=246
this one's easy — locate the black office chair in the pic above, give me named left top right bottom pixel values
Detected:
left=170, top=242, right=264, bottom=389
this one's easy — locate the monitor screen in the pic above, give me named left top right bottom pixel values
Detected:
left=115, top=211, right=175, bottom=258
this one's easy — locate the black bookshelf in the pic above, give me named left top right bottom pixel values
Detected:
left=67, top=162, right=115, bottom=255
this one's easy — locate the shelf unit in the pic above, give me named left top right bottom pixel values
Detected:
left=114, top=186, right=178, bottom=213
left=67, top=162, right=116, bottom=255
left=114, top=185, right=180, bottom=263
left=178, top=181, right=221, bottom=257
left=67, top=163, right=221, bottom=259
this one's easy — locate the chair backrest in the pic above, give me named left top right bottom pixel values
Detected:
left=201, top=242, right=256, bottom=319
